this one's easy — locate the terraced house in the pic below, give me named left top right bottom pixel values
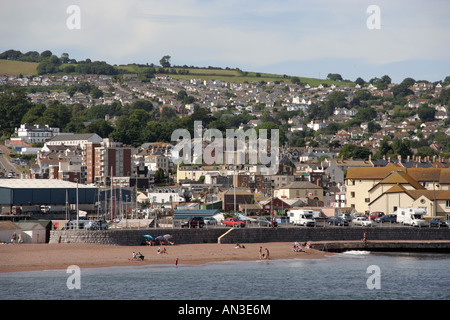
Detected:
left=345, top=164, right=450, bottom=217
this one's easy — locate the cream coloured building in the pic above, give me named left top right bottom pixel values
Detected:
left=274, top=181, right=323, bottom=202
left=345, top=164, right=450, bottom=216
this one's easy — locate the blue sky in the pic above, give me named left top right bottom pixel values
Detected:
left=1, top=0, right=449, bottom=83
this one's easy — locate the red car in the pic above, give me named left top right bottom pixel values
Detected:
left=369, top=212, right=384, bottom=220
left=221, top=217, right=246, bottom=228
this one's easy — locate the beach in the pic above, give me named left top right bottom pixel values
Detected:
left=0, top=242, right=331, bottom=273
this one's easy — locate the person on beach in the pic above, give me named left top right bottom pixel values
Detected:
left=362, top=232, right=367, bottom=243
left=259, top=246, right=263, bottom=259
left=157, top=247, right=167, bottom=254
left=138, top=252, right=144, bottom=261
left=131, top=251, right=137, bottom=260
left=264, top=248, right=270, bottom=260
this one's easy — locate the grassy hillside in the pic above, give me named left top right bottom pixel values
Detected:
left=172, top=69, right=354, bottom=86
left=117, top=64, right=354, bottom=87
left=0, top=60, right=39, bottom=75
left=0, top=59, right=354, bottom=87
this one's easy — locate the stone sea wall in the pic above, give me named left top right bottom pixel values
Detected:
left=49, top=227, right=450, bottom=246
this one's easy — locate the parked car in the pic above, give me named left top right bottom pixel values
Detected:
left=428, top=218, right=448, bottom=228
left=181, top=216, right=205, bottom=228
left=327, top=216, right=349, bottom=226
left=222, top=217, right=246, bottom=227
left=352, top=216, right=374, bottom=227
left=369, top=212, right=384, bottom=220
left=375, top=214, right=397, bottom=224
left=256, top=217, right=278, bottom=227
left=84, top=220, right=109, bottom=230
left=203, top=217, right=217, bottom=225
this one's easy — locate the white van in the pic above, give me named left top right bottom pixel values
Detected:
left=394, top=207, right=428, bottom=227
left=289, top=209, right=316, bottom=227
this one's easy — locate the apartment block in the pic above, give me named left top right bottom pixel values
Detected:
left=85, top=139, right=132, bottom=186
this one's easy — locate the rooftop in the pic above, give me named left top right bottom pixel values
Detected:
left=0, top=179, right=96, bottom=189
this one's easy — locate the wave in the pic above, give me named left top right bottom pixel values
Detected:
left=342, top=250, right=371, bottom=255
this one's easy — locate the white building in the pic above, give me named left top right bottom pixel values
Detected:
left=147, top=188, right=185, bottom=205
left=45, top=133, right=103, bottom=149
left=14, top=124, right=60, bottom=144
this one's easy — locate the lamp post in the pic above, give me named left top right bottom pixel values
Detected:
left=125, top=194, right=129, bottom=229
left=75, top=178, right=79, bottom=229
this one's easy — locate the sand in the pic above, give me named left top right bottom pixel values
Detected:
left=0, top=242, right=332, bottom=273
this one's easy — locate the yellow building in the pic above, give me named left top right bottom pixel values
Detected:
left=274, top=181, right=323, bottom=202
left=345, top=164, right=450, bottom=217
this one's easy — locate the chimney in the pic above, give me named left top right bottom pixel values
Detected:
left=407, top=155, right=410, bottom=162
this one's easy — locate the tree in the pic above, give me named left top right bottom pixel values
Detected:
left=256, top=121, right=287, bottom=146
left=325, top=91, right=347, bottom=116
left=40, top=50, right=52, bottom=58
left=0, top=88, right=33, bottom=135
left=355, top=77, right=365, bottom=86
left=355, top=107, right=377, bottom=122
left=381, top=75, right=392, bottom=85
left=392, top=138, right=413, bottom=158
left=160, top=55, right=171, bottom=68
left=339, top=144, right=371, bottom=160
left=416, top=146, right=438, bottom=158
left=291, top=77, right=301, bottom=85
left=417, top=104, right=436, bottom=122
left=40, top=101, right=71, bottom=128
left=21, top=103, right=46, bottom=125
left=367, top=121, right=381, bottom=134
left=443, top=76, right=450, bottom=86
left=85, top=119, right=114, bottom=138
left=327, top=73, right=343, bottom=81
left=155, top=168, right=165, bottom=183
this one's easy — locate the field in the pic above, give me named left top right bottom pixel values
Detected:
left=117, top=64, right=354, bottom=86
left=0, top=60, right=39, bottom=75
left=0, top=59, right=354, bottom=87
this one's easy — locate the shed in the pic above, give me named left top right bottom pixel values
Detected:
left=14, top=222, right=47, bottom=243
left=0, top=221, right=22, bottom=243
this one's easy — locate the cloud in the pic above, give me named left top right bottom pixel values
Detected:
left=0, top=0, right=448, bottom=80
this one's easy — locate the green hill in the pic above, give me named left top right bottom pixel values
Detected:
left=0, top=58, right=354, bottom=87
left=0, top=60, right=39, bottom=75
left=116, top=65, right=354, bottom=87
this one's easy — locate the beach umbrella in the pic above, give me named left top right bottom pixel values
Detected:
left=163, top=234, right=172, bottom=240
left=144, top=235, right=153, bottom=240
left=155, top=235, right=165, bottom=241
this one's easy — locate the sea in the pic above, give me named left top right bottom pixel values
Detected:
left=1, top=250, right=449, bottom=302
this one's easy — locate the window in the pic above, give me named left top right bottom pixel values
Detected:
left=351, top=192, right=355, bottom=198
left=446, top=200, right=450, bottom=208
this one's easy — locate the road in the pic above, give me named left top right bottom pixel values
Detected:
left=0, top=145, right=21, bottom=176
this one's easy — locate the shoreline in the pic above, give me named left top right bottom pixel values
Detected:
left=0, top=242, right=332, bottom=274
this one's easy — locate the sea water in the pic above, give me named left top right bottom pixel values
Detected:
left=1, top=251, right=449, bottom=300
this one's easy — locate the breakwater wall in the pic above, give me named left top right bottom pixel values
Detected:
left=49, top=227, right=450, bottom=246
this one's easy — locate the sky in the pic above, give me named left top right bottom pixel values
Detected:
left=1, top=0, right=449, bottom=83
